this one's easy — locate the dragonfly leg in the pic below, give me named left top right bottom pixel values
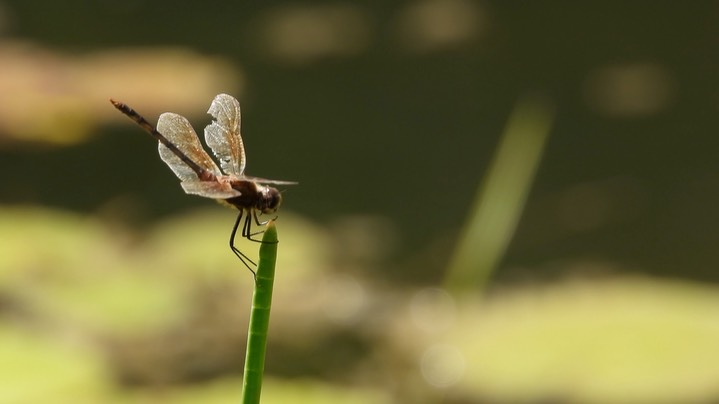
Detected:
left=243, top=210, right=278, bottom=243
left=229, top=210, right=257, bottom=279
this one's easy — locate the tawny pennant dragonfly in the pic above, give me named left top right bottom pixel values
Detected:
left=110, top=93, right=296, bottom=276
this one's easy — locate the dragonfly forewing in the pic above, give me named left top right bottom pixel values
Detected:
left=242, top=175, right=299, bottom=186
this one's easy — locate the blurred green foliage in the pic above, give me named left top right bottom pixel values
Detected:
left=2, top=207, right=719, bottom=402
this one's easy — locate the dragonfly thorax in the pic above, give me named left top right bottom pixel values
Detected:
left=225, top=179, right=282, bottom=214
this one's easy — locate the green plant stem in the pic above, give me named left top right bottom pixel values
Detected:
left=241, top=221, right=278, bottom=404
left=445, top=95, right=554, bottom=294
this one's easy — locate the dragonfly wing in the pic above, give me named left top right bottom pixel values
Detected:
left=157, top=113, right=222, bottom=182
left=180, top=180, right=242, bottom=199
left=242, top=175, right=298, bottom=186
left=205, top=94, right=246, bottom=176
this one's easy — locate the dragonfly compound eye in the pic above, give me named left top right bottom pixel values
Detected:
left=259, top=187, right=282, bottom=214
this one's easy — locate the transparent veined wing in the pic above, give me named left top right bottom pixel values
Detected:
left=242, top=175, right=298, bottom=186
left=180, top=180, right=242, bottom=199
left=157, top=112, right=222, bottom=182
left=205, top=93, right=246, bottom=176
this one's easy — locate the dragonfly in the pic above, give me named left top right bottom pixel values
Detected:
left=110, top=93, right=296, bottom=276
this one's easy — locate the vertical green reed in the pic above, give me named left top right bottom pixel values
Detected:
left=446, top=96, right=554, bottom=294
left=241, top=221, right=278, bottom=404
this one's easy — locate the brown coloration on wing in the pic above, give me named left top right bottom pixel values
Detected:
left=156, top=112, right=223, bottom=183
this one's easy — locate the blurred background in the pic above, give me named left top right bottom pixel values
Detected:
left=1, top=1, right=719, bottom=403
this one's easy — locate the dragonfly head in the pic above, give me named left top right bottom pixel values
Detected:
left=258, top=186, right=282, bottom=214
